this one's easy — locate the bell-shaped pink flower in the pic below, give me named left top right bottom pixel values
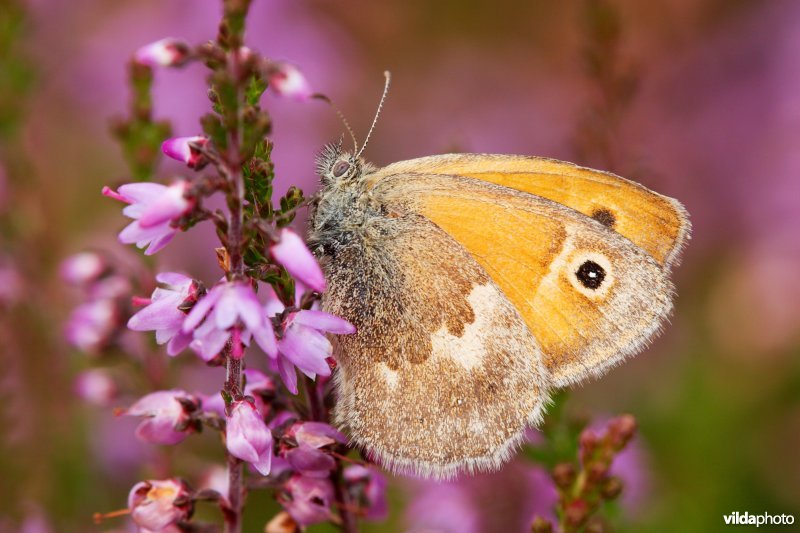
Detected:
left=128, top=478, right=192, bottom=531
left=59, top=252, right=106, bottom=286
left=183, top=281, right=278, bottom=361
left=64, top=298, right=118, bottom=353
left=226, top=400, right=273, bottom=476
left=128, top=272, right=199, bottom=356
left=282, top=422, right=347, bottom=478
left=270, top=228, right=326, bottom=293
left=74, top=369, right=117, bottom=406
left=161, top=136, right=209, bottom=169
left=126, top=390, right=199, bottom=445
left=267, top=62, right=313, bottom=101
left=103, top=181, right=194, bottom=255
left=265, top=287, right=355, bottom=394
left=280, top=474, right=334, bottom=526
left=134, top=38, right=190, bottom=67
left=344, top=465, right=388, bottom=520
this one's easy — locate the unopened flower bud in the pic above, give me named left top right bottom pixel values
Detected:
left=601, top=476, right=624, bottom=500
left=127, top=478, right=192, bottom=531
left=162, top=136, right=209, bottom=169
left=60, top=252, right=106, bottom=286
left=226, top=400, right=273, bottom=475
left=552, top=462, right=576, bottom=490
left=74, top=369, right=117, bottom=406
left=270, top=228, right=326, bottom=293
left=64, top=299, right=118, bottom=353
left=564, top=499, right=590, bottom=528
left=266, top=62, right=313, bottom=101
left=607, top=414, right=637, bottom=449
left=579, top=429, right=599, bottom=460
left=134, top=38, right=190, bottom=67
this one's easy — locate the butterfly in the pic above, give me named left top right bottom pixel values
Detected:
left=308, top=78, right=690, bottom=479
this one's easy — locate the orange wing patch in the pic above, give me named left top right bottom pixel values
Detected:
left=373, top=154, right=690, bottom=268
left=376, top=174, right=674, bottom=387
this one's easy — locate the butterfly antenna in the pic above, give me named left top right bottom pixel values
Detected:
left=314, top=93, right=359, bottom=154
left=356, top=71, right=391, bottom=159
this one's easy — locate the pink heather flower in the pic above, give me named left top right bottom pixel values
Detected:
left=59, top=252, right=106, bottom=286
left=64, top=298, right=118, bottom=353
left=198, top=465, right=229, bottom=505
left=134, top=38, right=190, bottom=67
left=183, top=281, right=278, bottom=361
left=161, top=136, right=209, bottom=169
left=126, top=390, right=199, bottom=445
left=201, top=370, right=274, bottom=419
left=344, top=465, right=388, bottom=520
left=265, top=287, right=355, bottom=394
left=103, top=181, right=194, bottom=255
left=128, top=478, right=192, bottom=531
left=226, top=400, right=273, bottom=476
left=128, top=272, right=199, bottom=356
left=280, top=474, right=335, bottom=526
left=74, top=369, right=117, bottom=406
left=267, top=62, right=314, bottom=101
left=270, top=228, right=326, bottom=293
left=282, top=422, right=346, bottom=478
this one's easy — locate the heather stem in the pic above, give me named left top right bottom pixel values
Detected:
left=222, top=44, right=246, bottom=533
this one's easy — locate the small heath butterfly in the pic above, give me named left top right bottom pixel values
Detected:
left=309, top=74, right=690, bottom=478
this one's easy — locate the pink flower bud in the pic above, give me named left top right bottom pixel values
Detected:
left=270, top=228, right=326, bottom=293
left=161, top=136, right=209, bottom=169
left=127, top=478, right=192, bottom=530
left=126, top=390, right=199, bottom=445
left=267, top=62, right=313, bottom=101
left=226, top=400, right=273, bottom=475
left=134, top=38, right=190, bottom=67
left=74, top=369, right=117, bottom=406
left=344, top=465, right=388, bottom=520
left=64, top=299, right=118, bottom=353
left=280, top=474, right=334, bottom=526
left=59, top=252, right=106, bottom=286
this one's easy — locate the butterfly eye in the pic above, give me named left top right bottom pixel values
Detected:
left=332, top=161, right=351, bottom=177
left=575, top=260, right=606, bottom=290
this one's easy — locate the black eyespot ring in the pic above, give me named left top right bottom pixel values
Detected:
left=575, top=260, right=606, bottom=290
left=332, top=160, right=350, bottom=177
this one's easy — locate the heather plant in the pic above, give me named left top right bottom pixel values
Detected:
left=61, top=1, right=641, bottom=531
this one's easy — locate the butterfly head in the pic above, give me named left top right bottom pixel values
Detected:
left=315, top=139, right=365, bottom=186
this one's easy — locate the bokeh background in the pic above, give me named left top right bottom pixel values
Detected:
left=1, top=0, right=799, bottom=531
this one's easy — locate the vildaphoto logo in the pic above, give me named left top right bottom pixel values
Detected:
left=723, top=512, right=795, bottom=527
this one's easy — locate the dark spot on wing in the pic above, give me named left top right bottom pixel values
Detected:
left=575, top=260, right=606, bottom=290
left=591, top=208, right=616, bottom=229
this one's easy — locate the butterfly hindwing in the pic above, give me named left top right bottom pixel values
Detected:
left=316, top=205, right=549, bottom=478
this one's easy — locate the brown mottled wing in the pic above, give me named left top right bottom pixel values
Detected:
left=369, top=154, right=690, bottom=268
left=373, top=172, right=676, bottom=388
left=320, top=208, right=549, bottom=479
